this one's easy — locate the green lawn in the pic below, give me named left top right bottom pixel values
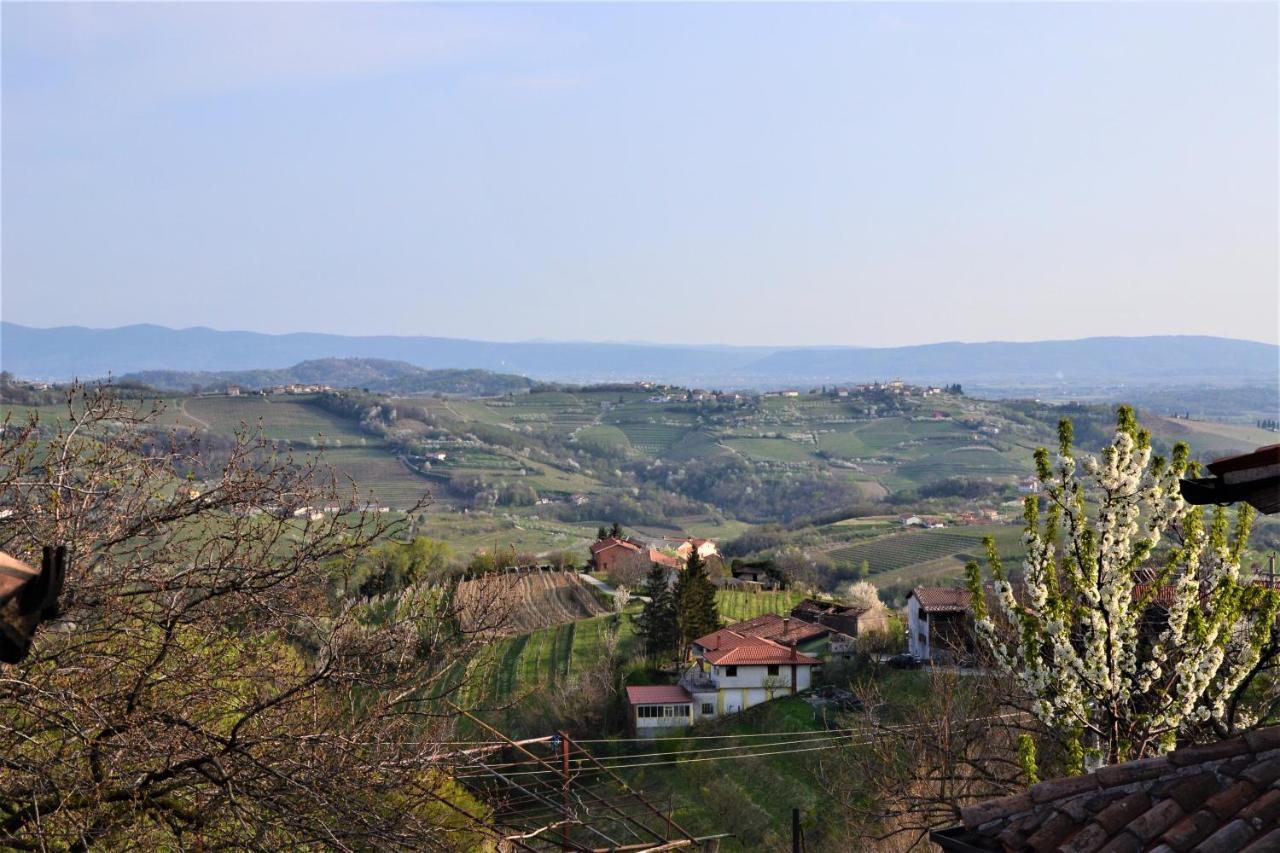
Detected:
left=722, top=437, right=819, bottom=463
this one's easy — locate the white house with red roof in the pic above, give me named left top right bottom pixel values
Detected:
left=682, top=629, right=818, bottom=717
left=624, top=619, right=821, bottom=734
left=659, top=537, right=719, bottom=561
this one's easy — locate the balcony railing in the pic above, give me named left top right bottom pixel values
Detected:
left=679, top=669, right=716, bottom=691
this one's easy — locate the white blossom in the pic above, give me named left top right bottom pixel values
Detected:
left=968, top=408, right=1277, bottom=765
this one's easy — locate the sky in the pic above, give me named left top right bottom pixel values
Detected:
left=2, top=3, right=1277, bottom=347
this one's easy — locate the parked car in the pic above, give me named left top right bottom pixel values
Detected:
left=887, top=653, right=922, bottom=669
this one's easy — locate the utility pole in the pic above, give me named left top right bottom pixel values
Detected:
left=560, top=731, right=571, bottom=852
left=792, top=807, right=802, bottom=853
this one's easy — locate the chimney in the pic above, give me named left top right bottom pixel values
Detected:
left=782, top=616, right=790, bottom=634
left=790, top=643, right=797, bottom=661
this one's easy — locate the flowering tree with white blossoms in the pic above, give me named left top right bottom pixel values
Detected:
left=967, top=406, right=1278, bottom=768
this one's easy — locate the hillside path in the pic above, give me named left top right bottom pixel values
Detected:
left=178, top=401, right=210, bottom=430
left=577, top=572, right=650, bottom=603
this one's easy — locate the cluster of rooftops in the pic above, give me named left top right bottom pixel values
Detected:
left=624, top=605, right=884, bottom=721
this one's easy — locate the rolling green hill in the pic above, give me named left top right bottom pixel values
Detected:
left=121, top=358, right=535, bottom=396
left=6, top=382, right=1273, bottom=592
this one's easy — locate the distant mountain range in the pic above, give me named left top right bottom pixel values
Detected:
left=120, top=358, right=535, bottom=396
left=3, top=322, right=1277, bottom=396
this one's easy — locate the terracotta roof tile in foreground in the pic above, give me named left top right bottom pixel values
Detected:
left=624, top=685, right=693, bottom=705
left=932, top=724, right=1280, bottom=852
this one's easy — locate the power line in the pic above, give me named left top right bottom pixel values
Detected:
left=452, top=732, right=862, bottom=777
left=456, top=739, right=858, bottom=779
left=452, top=712, right=1031, bottom=779
left=448, top=704, right=675, bottom=849
left=460, top=729, right=867, bottom=770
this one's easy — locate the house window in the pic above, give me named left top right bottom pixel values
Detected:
left=724, top=665, right=737, bottom=677
left=677, top=704, right=690, bottom=717
left=701, top=702, right=714, bottom=715
left=766, top=664, right=779, bottom=676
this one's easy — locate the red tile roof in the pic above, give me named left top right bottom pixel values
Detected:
left=910, top=586, right=973, bottom=613
left=934, top=726, right=1280, bottom=853
left=589, top=537, right=641, bottom=555
left=691, top=627, right=745, bottom=653
left=647, top=548, right=683, bottom=570
left=726, top=612, right=828, bottom=645
left=625, top=685, right=693, bottom=705
left=703, top=634, right=818, bottom=666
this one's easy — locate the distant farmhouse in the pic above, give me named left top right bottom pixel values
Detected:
left=589, top=535, right=720, bottom=580
left=587, top=537, right=644, bottom=575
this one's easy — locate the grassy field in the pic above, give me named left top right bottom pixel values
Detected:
left=574, top=424, right=631, bottom=452
left=722, top=437, right=819, bottom=463
left=418, top=510, right=598, bottom=555
left=181, top=395, right=370, bottom=443
left=865, top=524, right=1029, bottom=590
left=824, top=524, right=1024, bottom=578
left=1147, top=415, right=1278, bottom=455
left=672, top=515, right=752, bottom=541
left=896, top=446, right=1029, bottom=483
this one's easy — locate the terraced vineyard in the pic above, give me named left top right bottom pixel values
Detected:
left=615, top=422, right=691, bottom=454
left=825, top=530, right=992, bottom=575
left=181, top=395, right=368, bottom=443
left=458, top=609, right=638, bottom=712
left=715, top=589, right=809, bottom=622
left=318, top=447, right=433, bottom=507
left=456, top=569, right=608, bottom=635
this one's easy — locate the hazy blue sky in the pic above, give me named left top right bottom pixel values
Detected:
left=3, top=3, right=1276, bottom=346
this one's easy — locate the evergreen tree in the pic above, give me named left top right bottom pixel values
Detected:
left=609, top=521, right=624, bottom=539
left=635, top=564, right=677, bottom=662
left=596, top=526, right=609, bottom=541
left=673, top=550, right=720, bottom=658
